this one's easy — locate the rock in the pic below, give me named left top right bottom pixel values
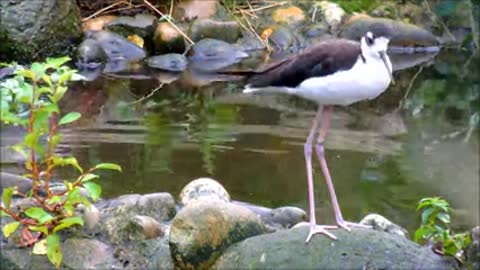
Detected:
left=62, top=238, right=120, bottom=269
left=212, top=227, right=455, bottom=270
left=130, top=215, right=164, bottom=239
left=77, top=38, right=108, bottom=66
left=189, top=19, right=241, bottom=43
left=272, top=6, right=306, bottom=27
left=80, top=204, right=101, bottom=230
left=0, top=0, right=82, bottom=62
left=104, top=14, right=156, bottom=50
left=234, top=201, right=306, bottom=230
left=153, top=22, right=186, bottom=54
left=0, top=172, right=40, bottom=197
left=82, top=31, right=146, bottom=62
left=98, top=192, right=176, bottom=243
left=174, top=0, right=218, bottom=21
left=360, top=213, right=408, bottom=238
left=169, top=200, right=268, bottom=269
left=179, top=177, right=230, bottom=206
left=146, top=54, right=188, bottom=72
left=465, top=226, right=480, bottom=269
left=189, top=38, right=248, bottom=71
left=83, top=15, right=117, bottom=31
left=266, top=25, right=298, bottom=51
left=340, top=16, right=439, bottom=47
left=315, top=1, right=346, bottom=32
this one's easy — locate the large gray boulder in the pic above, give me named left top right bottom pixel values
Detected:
left=0, top=0, right=82, bottom=62
left=212, top=227, right=456, bottom=270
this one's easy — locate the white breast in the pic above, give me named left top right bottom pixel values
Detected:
left=291, top=56, right=392, bottom=106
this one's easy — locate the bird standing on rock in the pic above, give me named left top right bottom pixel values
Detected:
left=238, top=30, right=394, bottom=242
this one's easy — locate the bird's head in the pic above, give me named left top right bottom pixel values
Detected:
left=361, top=31, right=394, bottom=84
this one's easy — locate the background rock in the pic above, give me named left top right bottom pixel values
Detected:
left=212, top=227, right=456, bottom=270
left=360, top=213, right=409, bottom=238
left=189, top=19, right=241, bottom=43
left=0, top=0, right=82, bottom=62
left=271, top=6, right=306, bottom=27
left=169, top=200, right=268, bottom=269
left=189, top=38, right=249, bottom=71
left=153, top=22, right=186, bottom=54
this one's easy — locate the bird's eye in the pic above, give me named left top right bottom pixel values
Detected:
left=366, top=36, right=374, bottom=45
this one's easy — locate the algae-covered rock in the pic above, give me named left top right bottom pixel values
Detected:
left=179, top=177, right=230, bottom=206
left=212, top=227, right=456, bottom=270
left=153, top=22, right=187, bottom=54
left=189, top=19, right=241, bottom=43
left=0, top=0, right=82, bottom=62
left=169, top=200, right=268, bottom=270
left=340, top=16, right=439, bottom=47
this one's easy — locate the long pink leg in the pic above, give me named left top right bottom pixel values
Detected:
left=314, top=106, right=369, bottom=231
left=305, top=107, right=337, bottom=243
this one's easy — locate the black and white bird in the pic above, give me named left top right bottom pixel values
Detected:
left=239, top=31, right=394, bottom=242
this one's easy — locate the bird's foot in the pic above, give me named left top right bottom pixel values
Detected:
left=336, top=219, right=371, bottom=232
left=305, top=224, right=338, bottom=243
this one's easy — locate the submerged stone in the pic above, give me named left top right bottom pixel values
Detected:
left=189, top=38, right=248, bottom=71
left=146, top=54, right=188, bottom=72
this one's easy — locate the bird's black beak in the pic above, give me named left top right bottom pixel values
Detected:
left=379, top=51, right=394, bottom=85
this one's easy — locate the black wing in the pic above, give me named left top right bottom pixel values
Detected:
left=248, top=39, right=362, bottom=88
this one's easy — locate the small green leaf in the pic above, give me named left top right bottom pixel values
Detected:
left=79, top=173, right=99, bottom=183
left=24, top=132, right=40, bottom=148
left=47, top=196, right=62, bottom=204
left=32, top=239, right=48, bottom=255
left=83, top=182, right=101, bottom=202
left=50, top=134, right=62, bottom=148
left=2, top=187, right=14, bottom=208
left=63, top=203, right=74, bottom=216
left=29, top=225, right=48, bottom=235
left=94, top=163, right=122, bottom=172
left=30, top=62, right=45, bottom=79
left=46, top=56, right=71, bottom=68
left=16, top=69, right=35, bottom=80
left=51, top=86, right=67, bottom=103
left=437, top=212, right=451, bottom=224
left=25, top=207, right=54, bottom=224
left=46, top=233, right=62, bottom=268
left=53, top=217, right=84, bottom=233
left=58, top=112, right=81, bottom=125
left=421, top=208, right=435, bottom=224
left=2, top=221, right=20, bottom=237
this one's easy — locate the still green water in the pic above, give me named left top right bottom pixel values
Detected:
left=2, top=49, right=478, bottom=234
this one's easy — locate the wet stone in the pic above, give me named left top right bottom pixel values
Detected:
left=146, top=54, right=188, bottom=72
left=153, top=22, right=186, bottom=54
left=62, top=238, right=120, bottom=269
left=174, top=0, right=218, bottom=21
left=360, top=213, right=409, bottom=238
left=189, top=38, right=248, bottom=71
left=84, top=31, right=146, bottom=62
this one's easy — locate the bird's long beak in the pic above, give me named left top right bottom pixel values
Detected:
left=379, top=51, right=395, bottom=85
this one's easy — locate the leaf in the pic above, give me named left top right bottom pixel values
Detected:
left=51, top=86, right=67, bottom=103
left=83, top=182, right=101, bottom=202
left=25, top=207, right=54, bottom=224
left=50, top=134, right=62, bottom=148
left=421, top=208, right=435, bottom=224
left=10, top=143, right=27, bottom=158
left=32, top=239, right=48, bottom=255
left=94, top=163, right=122, bottom=172
left=29, top=225, right=48, bottom=235
left=58, top=112, right=81, bottom=125
left=437, top=212, right=451, bottom=224
left=46, top=233, right=62, bottom=268
left=2, top=221, right=20, bottom=237
left=79, top=173, right=99, bottom=183
left=16, top=69, right=35, bottom=80
left=47, top=196, right=62, bottom=204
left=30, top=62, right=45, bottom=79
left=414, top=226, right=426, bottom=243
left=2, top=187, right=14, bottom=208
left=66, top=187, right=91, bottom=206
left=24, top=132, right=40, bottom=148
left=46, top=56, right=71, bottom=68
left=53, top=217, right=84, bottom=233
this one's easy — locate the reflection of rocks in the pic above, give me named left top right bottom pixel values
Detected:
left=213, top=227, right=455, bottom=270
left=169, top=200, right=268, bottom=270
left=360, top=213, right=408, bottom=238
left=146, top=54, right=188, bottom=72
left=179, top=177, right=230, bottom=206
left=189, top=38, right=248, bottom=71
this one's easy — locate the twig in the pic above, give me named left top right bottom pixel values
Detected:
left=82, top=0, right=129, bottom=22
left=311, top=6, right=318, bottom=23
left=398, top=66, right=423, bottom=110
left=143, top=0, right=195, bottom=45
left=128, top=82, right=165, bottom=104
left=466, top=0, right=479, bottom=51
left=169, top=0, right=174, bottom=19
left=244, top=1, right=287, bottom=13
left=423, top=0, right=456, bottom=43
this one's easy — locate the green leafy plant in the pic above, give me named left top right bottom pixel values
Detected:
left=415, top=197, right=471, bottom=260
left=0, top=57, right=121, bottom=268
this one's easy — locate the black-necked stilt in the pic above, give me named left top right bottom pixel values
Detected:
left=243, top=31, right=394, bottom=242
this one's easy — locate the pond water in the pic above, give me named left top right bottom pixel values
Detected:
left=1, top=48, right=478, bottom=234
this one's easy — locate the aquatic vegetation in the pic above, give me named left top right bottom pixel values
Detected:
left=415, top=197, right=471, bottom=261
left=0, top=57, right=121, bottom=268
